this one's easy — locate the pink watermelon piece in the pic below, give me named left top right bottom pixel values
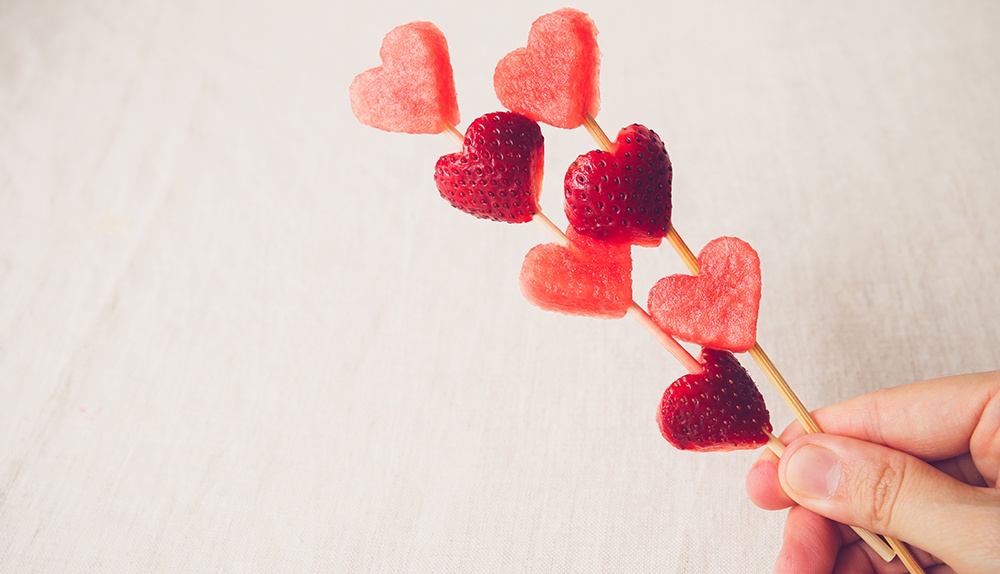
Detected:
left=520, top=228, right=632, bottom=318
left=494, top=8, right=600, bottom=129
left=350, top=22, right=459, bottom=134
left=647, top=236, right=761, bottom=352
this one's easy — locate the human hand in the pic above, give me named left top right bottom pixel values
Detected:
left=746, top=371, right=1000, bottom=573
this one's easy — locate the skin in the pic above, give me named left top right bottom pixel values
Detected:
left=745, top=371, right=1000, bottom=573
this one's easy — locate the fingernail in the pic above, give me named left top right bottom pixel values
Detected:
left=784, top=444, right=841, bottom=500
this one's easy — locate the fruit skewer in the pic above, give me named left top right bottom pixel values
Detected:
left=490, top=5, right=907, bottom=562
left=451, top=110, right=896, bottom=562
left=580, top=113, right=917, bottom=570
left=449, top=113, right=899, bottom=565
left=352, top=14, right=914, bottom=572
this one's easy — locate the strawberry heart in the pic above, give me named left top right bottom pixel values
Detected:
left=658, top=348, right=771, bottom=452
left=434, top=112, right=543, bottom=223
left=520, top=228, right=632, bottom=318
left=494, top=8, right=600, bottom=129
left=564, top=124, right=672, bottom=247
left=647, top=236, right=761, bottom=352
left=349, top=21, right=459, bottom=134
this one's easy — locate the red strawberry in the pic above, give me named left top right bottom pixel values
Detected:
left=564, top=124, right=672, bottom=246
left=434, top=112, right=544, bottom=223
left=657, top=348, right=771, bottom=452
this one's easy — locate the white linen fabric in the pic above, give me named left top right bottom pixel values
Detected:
left=1, top=1, right=998, bottom=572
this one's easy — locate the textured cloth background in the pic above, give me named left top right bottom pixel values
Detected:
left=2, top=1, right=998, bottom=572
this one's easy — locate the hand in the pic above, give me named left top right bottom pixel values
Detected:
left=746, top=371, right=1000, bottom=573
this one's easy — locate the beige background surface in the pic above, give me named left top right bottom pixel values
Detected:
left=2, top=0, right=998, bottom=572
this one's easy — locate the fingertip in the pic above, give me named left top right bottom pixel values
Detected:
left=747, top=453, right=795, bottom=510
left=778, top=420, right=808, bottom=444
left=775, top=506, right=840, bottom=574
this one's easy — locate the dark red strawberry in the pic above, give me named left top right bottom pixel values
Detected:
left=434, top=111, right=544, bottom=223
left=564, top=124, right=672, bottom=246
left=657, top=348, right=771, bottom=452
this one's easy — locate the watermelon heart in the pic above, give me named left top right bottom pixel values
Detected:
left=658, top=347, right=772, bottom=452
left=647, top=236, right=761, bottom=352
left=520, top=228, right=632, bottom=318
left=494, top=8, right=600, bottom=129
left=350, top=21, right=459, bottom=134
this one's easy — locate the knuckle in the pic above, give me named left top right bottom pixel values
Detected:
left=856, top=457, right=905, bottom=532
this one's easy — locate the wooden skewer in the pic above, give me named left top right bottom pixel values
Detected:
left=531, top=211, right=568, bottom=247
left=445, top=120, right=918, bottom=572
left=443, top=122, right=465, bottom=146
left=582, top=114, right=614, bottom=151
left=765, top=429, right=786, bottom=457
left=626, top=302, right=703, bottom=375
left=583, top=113, right=919, bottom=570
left=888, top=539, right=925, bottom=574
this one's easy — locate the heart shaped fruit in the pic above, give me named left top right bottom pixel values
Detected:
left=434, top=112, right=543, bottom=223
left=350, top=22, right=459, bottom=134
left=564, top=124, right=672, bottom=246
left=658, top=348, right=771, bottom=452
left=494, top=8, right=600, bottom=129
left=647, top=236, right=761, bottom=352
left=520, top=228, right=632, bottom=318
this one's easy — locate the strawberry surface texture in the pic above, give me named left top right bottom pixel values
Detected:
left=434, top=112, right=543, bottom=223
left=564, top=124, right=672, bottom=246
left=657, top=348, right=771, bottom=451
left=350, top=21, right=459, bottom=134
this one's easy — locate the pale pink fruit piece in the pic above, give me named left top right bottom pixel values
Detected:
left=350, top=21, right=459, bottom=134
left=494, top=8, right=600, bottom=129
left=520, top=228, right=632, bottom=318
left=647, top=237, right=761, bottom=352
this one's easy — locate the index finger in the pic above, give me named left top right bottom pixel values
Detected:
left=782, top=370, right=1000, bottom=464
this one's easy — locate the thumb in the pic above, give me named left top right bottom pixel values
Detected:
left=778, top=433, right=999, bottom=569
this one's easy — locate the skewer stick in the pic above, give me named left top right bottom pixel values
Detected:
left=626, top=302, right=703, bottom=375
left=583, top=113, right=614, bottom=150
left=888, top=539, right=925, bottom=574
left=443, top=123, right=465, bottom=146
left=531, top=212, right=569, bottom=247
left=764, top=429, right=786, bottom=457
left=581, top=116, right=915, bottom=570
left=442, top=128, right=704, bottom=376
left=664, top=224, right=699, bottom=274
left=747, top=343, right=821, bottom=433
